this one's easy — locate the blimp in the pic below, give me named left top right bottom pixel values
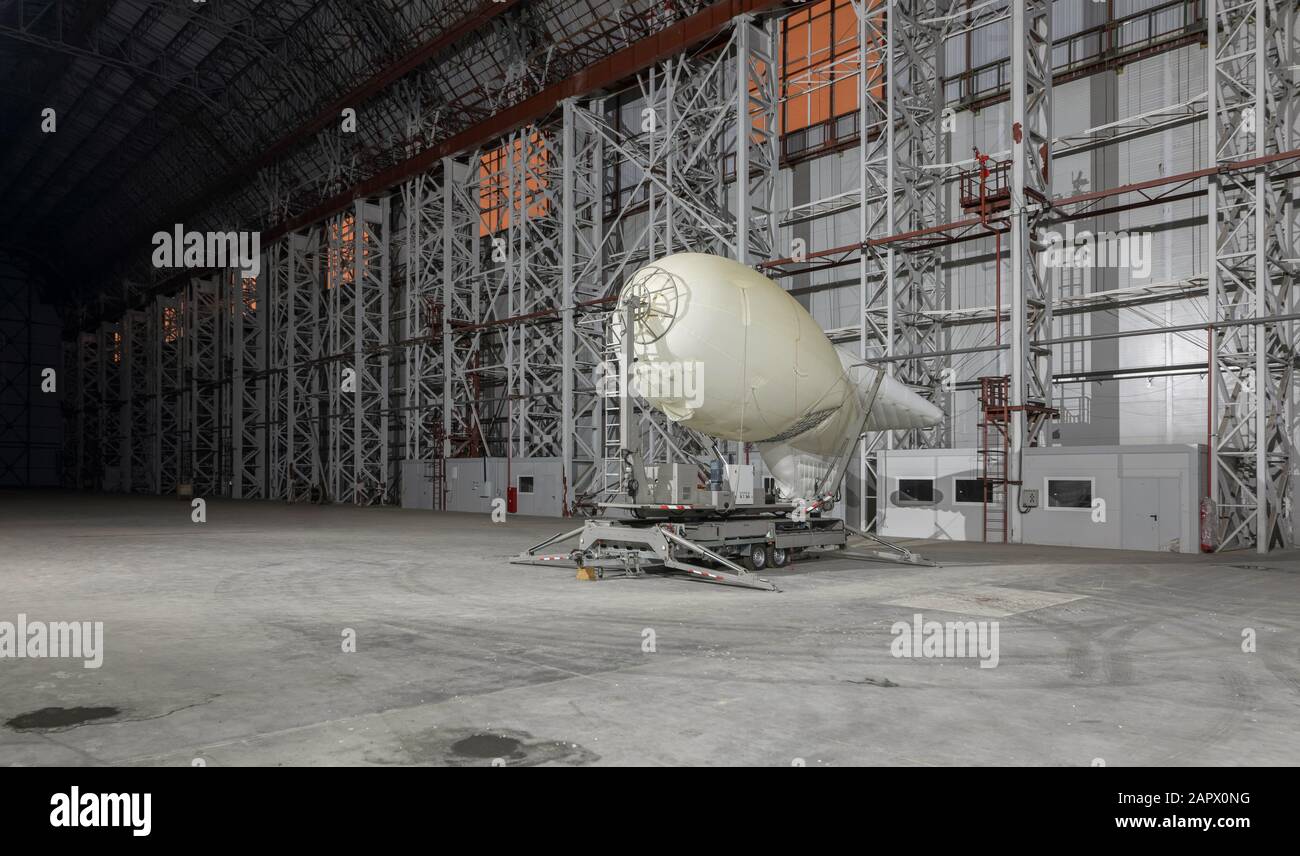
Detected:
left=517, top=252, right=945, bottom=589
left=615, top=252, right=944, bottom=505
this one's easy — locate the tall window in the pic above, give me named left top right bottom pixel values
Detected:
left=479, top=132, right=551, bottom=237
left=327, top=214, right=362, bottom=287
left=780, top=0, right=884, bottom=157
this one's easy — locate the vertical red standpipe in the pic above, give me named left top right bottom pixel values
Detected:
left=973, top=147, right=1001, bottom=348
left=995, top=231, right=1002, bottom=349
left=1201, top=328, right=1215, bottom=552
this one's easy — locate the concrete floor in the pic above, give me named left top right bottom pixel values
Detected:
left=1, top=487, right=1297, bottom=766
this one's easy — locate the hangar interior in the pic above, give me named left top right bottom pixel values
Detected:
left=11, top=0, right=1292, bottom=554
left=1, top=0, right=1298, bottom=767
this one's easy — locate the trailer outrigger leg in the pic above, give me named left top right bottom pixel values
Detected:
left=512, top=519, right=779, bottom=592
left=841, top=524, right=937, bottom=567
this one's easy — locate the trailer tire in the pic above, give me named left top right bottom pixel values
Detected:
left=768, top=546, right=789, bottom=568
left=742, top=543, right=767, bottom=571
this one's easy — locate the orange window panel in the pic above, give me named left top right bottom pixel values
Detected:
left=327, top=214, right=368, bottom=287
left=162, top=306, right=179, bottom=344
left=479, top=132, right=551, bottom=237
left=780, top=0, right=885, bottom=136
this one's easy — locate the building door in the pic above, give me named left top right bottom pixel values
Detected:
left=1121, top=477, right=1181, bottom=551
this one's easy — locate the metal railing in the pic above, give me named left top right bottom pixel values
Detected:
left=945, top=0, right=1206, bottom=106
left=778, top=0, right=1206, bottom=165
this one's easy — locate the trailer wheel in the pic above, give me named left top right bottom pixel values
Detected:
left=768, top=546, right=789, bottom=568
left=742, top=543, right=767, bottom=571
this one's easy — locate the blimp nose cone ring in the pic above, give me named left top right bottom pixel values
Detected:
left=614, top=265, right=684, bottom=345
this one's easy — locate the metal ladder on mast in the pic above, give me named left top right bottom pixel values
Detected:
left=978, top=376, right=1011, bottom=543
left=600, top=333, right=624, bottom=497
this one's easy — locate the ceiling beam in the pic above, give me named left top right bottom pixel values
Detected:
left=267, top=0, right=789, bottom=240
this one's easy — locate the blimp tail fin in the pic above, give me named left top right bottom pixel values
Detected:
left=863, top=370, right=945, bottom=431
left=837, top=352, right=944, bottom=431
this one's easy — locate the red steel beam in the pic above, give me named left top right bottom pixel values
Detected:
left=267, top=0, right=791, bottom=241
left=261, top=0, right=524, bottom=167
left=758, top=147, right=1300, bottom=273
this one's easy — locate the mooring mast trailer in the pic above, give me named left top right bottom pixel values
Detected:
left=511, top=298, right=930, bottom=591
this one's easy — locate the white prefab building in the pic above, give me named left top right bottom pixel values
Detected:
left=877, top=445, right=1206, bottom=553
left=401, top=457, right=567, bottom=517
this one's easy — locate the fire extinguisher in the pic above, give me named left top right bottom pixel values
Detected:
left=507, top=486, right=518, bottom=514
left=1199, top=497, right=1216, bottom=553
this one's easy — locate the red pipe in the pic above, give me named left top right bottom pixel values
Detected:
left=1205, top=328, right=1212, bottom=499
left=759, top=147, right=1300, bottom=272
left=995, top=230, right=1002, bottom=348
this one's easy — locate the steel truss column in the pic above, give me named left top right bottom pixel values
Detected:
left=858, top=0, right=890, bottom=530
left=859, top=0, right=951, bottom=530
left=505, top=124, right=564, bottom=464
left=1009, top=0, right=1054, bottom=543
left=400, top=170, right=445, bottom=504
left=60, top=338, right=78, bottom=488
left=561, top=98, right=607, bottom=511
left=75, top=330, right=99, bottom=489
left=735, top=13, right=779, bottom=265
left=97, top=320, right=124, bottom=491
left=265, top=239, right=288, bottom=500
left=1207, top=0, right=1298, bottom=552
left=187, top=274, right=223, bottom=497
left=328, top=199, right=391, bottom=505
left=889, top=0, right=949, bottom=450
left=231, top=268, right=265, bottom=499
left=270, top=229, right=324, bottom=502
left=122, top=309, right=151, bottom=493
left=443, top=127, right=564, bottom=472
left=152, top=294, right=183, bottom=494
left=441, top=155, right=487, bottom=463
left=560, top=15, right=781, bottom=503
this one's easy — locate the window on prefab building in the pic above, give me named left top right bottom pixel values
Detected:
left=897, top=478, right=935, bottom=504
left=1046, top=478, right=1093, bottom=509
left=954, top=478, right=993, bottom=504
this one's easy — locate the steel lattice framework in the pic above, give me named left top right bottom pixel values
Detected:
left=74, top=330, right=100, bottom=490
left=4, top=0, right=726, bottom=309
left=562, top=17, right=781, bottom=501
left=505, top=126, right=565, bottom=462
left=48, top=6, right=780, bottom=518
left=152, top=295, right=184, bottom=494
left=856, top=0, right=889, bottom=530
left=560, top=98, right=610, bottom=507
left=46, top=1, right=1300, bottom=555
left=187, top=275, right=223, bottom=496
left=865, top=0, right=950, bottom=449
left=269, top=229, right=325, bottom=502
left=1006, top=0, right=1055, bottom=542
left=97, top=319, right=124, bottom=490
left=856, top=0, right=953, bottom=530
left=60, top=338, right=79, bottom=488
left=326, top=199, right=391, bottom=505
left=398, top=170, right=445, bottom=498
left=1206, top=0, right=1299, bottom=552
left=231, top=273, right=265, bottom=499
left=123, top=308, right=151, bottom=493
